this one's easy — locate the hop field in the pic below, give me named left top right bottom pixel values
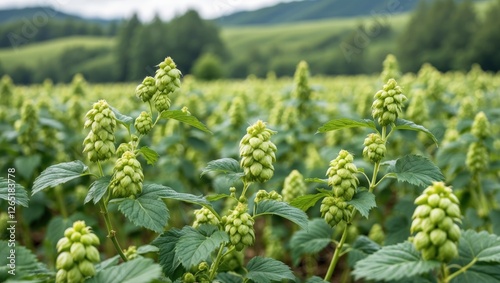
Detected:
left=0, top=57, right=500, bottom=282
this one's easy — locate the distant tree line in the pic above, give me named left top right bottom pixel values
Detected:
left=398, top=0, right=500, bottom=72
left=0, top=19, right=117, bottom=48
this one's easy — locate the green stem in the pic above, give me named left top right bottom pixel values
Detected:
left=324, top=224, right=349, bottom=281
left=241, top=181, right=251, bottom=200
left=445, top=258, right=477, bottom=283
left=208, top=244, right=225, bottom=281
left=96, top=161, right=127, bottom=261
left=55, top=186, right=68, bottom=218
left=99, top=200, right=128, bottom=262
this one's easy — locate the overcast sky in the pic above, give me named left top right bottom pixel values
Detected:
left=0, top=0, right=296, bottom=21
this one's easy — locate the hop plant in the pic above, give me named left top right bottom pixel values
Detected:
left=326, top=150, right=359, bottom=201
left=380, top=54, right=401, bottom=83
left=228, top=96, right=247, bottom=128
left=192, top=207, right=219, bottom=228
left=466, top=142, right=488, bottom=174
left=282, top=170, right=307, bottom=203
left=362, top=133, right=386, bottom=163
left=254, top=190, right=282, bottom=204
left=134, top=111, right=153, bottom=135
left=411, top=182, right=461, bottom=262
left=320, top=196, right=351, bottom=228
left=55, top=221, right=100, bottom=283
left=109, top=151, right=144, bottom=198
left=154, top=57, right=182, bottom=93
left=264, top=226, right=284, bottom=260
left=14, top=100, right=39, bottom=155
left=406, top=89, right=429, bottom=125
left=471, top=111, right=491, bottom=140
left=135, top=76, right=157, bottom=102
left=223, top=203, right=255, bottom=251
left=371, top=79, right=407, bottom=126
left=368, top=223, right=385, bottom=245
left=292, top=60, right=312, bottom=110
left=239, top=120, right=277, bottom=183
left=82, top=100, right=116, bottom=162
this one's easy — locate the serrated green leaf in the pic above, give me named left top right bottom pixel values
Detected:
left=290, top=192, right=329, bottom=211
left=201, top=158, right=244, bottom=184
left=217, top=272, right=243, bottom=283
left=394, top=119, right=438, bottom=146
left=87, top=257, right=162, bottom=283
left=255, top=200, right=308, bottom=230
left=290, top=218, right=333, bottom=266
left=353, top=241, right=441, bottom=281
left=14, top=154, right=41, bottom=180
left=147, top=183, right=211, bottom=207
left=109, top=105, right=134, bottom=125
left=95, top=255, right=120, bottom=272
left=161, top=110, right=212, bottom=134
left=118, top=185, right=170, bottom=233
left=386, top=155, right=444, bottom=187
left=0, top=240, right=47, bottom=280
left=137, top=245, right=159, bottom=254
left=84, top=176, right=111, bottom=204
left=245, top=257, right=295, bottom=283
left=138, top=146, right=159, bottom=165
left=317, top=118, right=376, bottom=133
left=0, top=177, right=29, bottom=207
left=31, top=161, right=88, bottom=195
left=457, top=230, right=500, bottom=263
left=347, top=236, right=381, bottom=268
left=175, top=228, right=228, bottom=269
left=450, top=262, right=500, bottom=283
left=305, top=178, right=329, bottom=184
left=306, top=276, right=328, bottom=283
left=347, top=190, right=376, bottom=218
left=152, top=228, right=185, bottom=279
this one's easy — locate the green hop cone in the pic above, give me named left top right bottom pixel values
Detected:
left=228, top=96, right=247, bottom=127
left=254, top=190, right=282, bottom=204
left=183, top=272, right=196, bottom=283
left=124, top=246, right=138, bottom=260
left=82, top=100, right=116, bottom=162
left=154, top=91, right=171, bottom=112
left=193, top=207, right=219, bottom=228
left=223, top=203, right=255, bottom=251
left=14, top=100, right=39, bottom=154
left=466, top=142, right=488, bottom=174
left=136, top=76, right=157, bottom=102
left=109, top=151, right=144, bottom=198
left=221, top=249, right=243, bottom=271
left=282, top=170, right=307, bottom=203
left=134, top=111, right=153, bottom=135
left=155, top=57, right=182, bottom=93
left=411, top=182, right=461, bottom=262
left=371, top=78, right=407, bottom=126
left=326, top=150, right=359, bottom=201
left=239, top=120, right=277, bottom=183
left=362, top=133, right=386, bottom=163
left=368, top=223, right=385, bottom=245
left=471, top=111, right=491, bottom=140
left=56, top=221, right=100, bottom=283
left=320, top=196, right=351, bottom=228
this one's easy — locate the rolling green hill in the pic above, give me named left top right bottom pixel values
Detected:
left=0, top=36, right=113, bottom=68
left=0, top=7, right=113, bottom=24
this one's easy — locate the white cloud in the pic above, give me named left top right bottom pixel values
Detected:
left=0, top=0, right=296, bottom=21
